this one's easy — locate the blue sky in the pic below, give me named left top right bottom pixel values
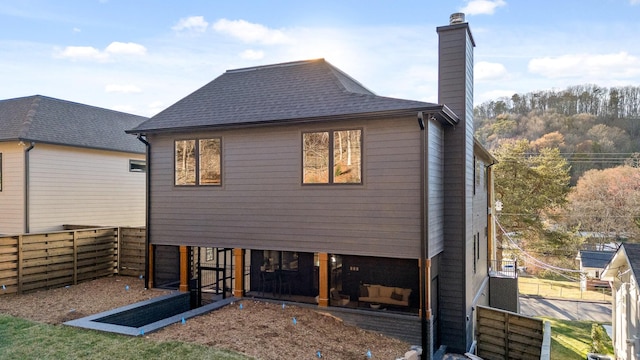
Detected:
left=1, top=0, right=639, bottom=116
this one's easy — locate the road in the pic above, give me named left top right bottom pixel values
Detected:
left=519, top=295, right=611, bottom=323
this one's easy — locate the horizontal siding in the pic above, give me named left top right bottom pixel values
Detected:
left=28, top=144, right=145, bottom=232
left=149, top=117, right=425, bottom=259
left=0, top=142, right=25, bottom=235
left=428, top=118, right=445, bottom=257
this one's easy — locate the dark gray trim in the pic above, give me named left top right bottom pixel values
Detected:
left=128, top=107, right=458, bottom=136
left=136, top=134, right=151, bottom=289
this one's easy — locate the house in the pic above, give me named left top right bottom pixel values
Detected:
left=601, top=243, right=640, bottom=360
left=576, top=249, right=615, bottom=290
left=0, top=95, right=148, bottom=234
left=127, top=13, right=499, bottom=356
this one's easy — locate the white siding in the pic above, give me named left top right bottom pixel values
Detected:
left=27, top=144, right=145, bottom=232
left=0, top=142, right=25, bottom=235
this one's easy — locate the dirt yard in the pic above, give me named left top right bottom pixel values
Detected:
left=0, top=276, right=414, bottom=359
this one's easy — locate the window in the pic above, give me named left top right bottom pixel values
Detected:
left=302, top=129, right=361, bottom=184
left=262, top=250, right=299, bottom=271
left=175, top=138, right=221, bottom=186
left=0, top=153, right=2, bottom=191
left=129, top=159, right=146, bottom=172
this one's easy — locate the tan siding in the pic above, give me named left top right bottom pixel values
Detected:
left=28, top=144, right=145, bottom=232
left=0, top=142, right=25, bottom=235
left=149, top=117, right=424, bottom=259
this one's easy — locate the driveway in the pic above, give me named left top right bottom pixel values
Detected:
left=519, top=295, right=611, bottom=323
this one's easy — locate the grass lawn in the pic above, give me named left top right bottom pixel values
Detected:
left=0, top=315, right=251, bottom=360
left=519, top=276, right=611, bottom=302
left=544, top=317, right=614, bottom=360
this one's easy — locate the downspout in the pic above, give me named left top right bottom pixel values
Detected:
left=23, top=141, right=35, bottom=233
left=136, top=134, right=151, bottom=289
left=418, top=112, right=430, bottom=355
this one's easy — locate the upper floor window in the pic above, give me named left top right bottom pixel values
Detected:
left=175, top=138, right=221, bottom=186
left=302, top=129, right=362, bottom=184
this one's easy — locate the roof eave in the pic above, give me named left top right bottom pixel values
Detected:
left=126, top=106, right=459, bottom=135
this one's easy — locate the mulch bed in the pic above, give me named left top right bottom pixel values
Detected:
left=0, top=276, right=414, bottom=359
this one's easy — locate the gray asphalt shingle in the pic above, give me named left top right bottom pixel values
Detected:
left=130, top=59, right=446, bottom=133
left=0, top=95, right=147, bottom=153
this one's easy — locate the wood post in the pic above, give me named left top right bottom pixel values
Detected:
left=419, top=258, right=432, bottom=318
left=17, top=235, right=23, bottom=295
left=233, top=248, right=245, bottom=298
left=179, top=245, right=188, bottom=292
left=318, top=253, right=329, bottom=307
left=147, top=243, right=154, bottom=289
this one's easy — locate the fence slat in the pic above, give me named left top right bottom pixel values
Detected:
left=0, top=227, right=146, bottom=295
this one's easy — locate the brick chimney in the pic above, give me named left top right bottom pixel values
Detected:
left=437, top=12, right=477, bottom=355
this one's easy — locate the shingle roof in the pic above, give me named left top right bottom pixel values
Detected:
left=622, top=243, right=640, bottom=281
left=0, top=95, right=147, bottom=153
left=578, top=250, right=615, bottom=269
left=129, top=59, right=453, bottom=134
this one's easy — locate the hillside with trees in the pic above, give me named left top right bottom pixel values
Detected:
left=475, top=84, right=640, bottom=275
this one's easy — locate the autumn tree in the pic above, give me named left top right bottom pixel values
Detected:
left=565, top=165, right=640, bottom=248
left=493, top=139, right=574, bottom=267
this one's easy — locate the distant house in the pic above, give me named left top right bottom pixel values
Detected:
left=576, top=250, right=615, bottom=290
left=601, top=243, right=640, bottom=360
left=0, top=95, right=148, bottom=234
left=128, top=14, right=500, bottom=356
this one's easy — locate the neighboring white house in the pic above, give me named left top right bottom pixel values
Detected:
left=601, top=243, right=640, bottom=360
left=576, top=250, right=615, bottom=291
left=0, top=95, right=148, bottom=234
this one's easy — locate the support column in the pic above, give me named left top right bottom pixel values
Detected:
left=419, top=258, right=432, bottom=318
left=233, top=248, right=245, bottom=298
left=179, top=245, right=189, bottom=292
left=147, top=243, right=154, bottom=289
left=318, top=253, right=329, bottom=307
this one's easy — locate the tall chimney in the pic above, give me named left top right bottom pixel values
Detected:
left=436, top=13, right=477, bottom=355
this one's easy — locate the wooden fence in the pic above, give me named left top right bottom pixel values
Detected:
left=476, top=305, right=549, bottom=360
left=0, top=227, right=146, bottom=295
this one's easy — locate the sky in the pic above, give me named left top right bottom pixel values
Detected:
left=1, top=0, right=639, bottom=117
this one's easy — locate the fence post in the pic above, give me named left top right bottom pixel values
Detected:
left=17, top=235, right=23, bottom=295
left=116, top=227, right=121, bottom=275
left=73, top=230, right=78, bottom=285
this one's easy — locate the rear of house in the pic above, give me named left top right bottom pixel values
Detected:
left=0, top=95, right=147, bottom=234
left=129, top=14, right=497, bottom=357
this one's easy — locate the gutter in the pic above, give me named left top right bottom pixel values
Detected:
left=136, top=134, right=151, bottom=289
left=23, top=141, right=35, bottom=233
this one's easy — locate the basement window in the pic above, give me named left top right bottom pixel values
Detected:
left=302, top=129, right=362, bottom=184
left=129, top=159, right=146, bottom=173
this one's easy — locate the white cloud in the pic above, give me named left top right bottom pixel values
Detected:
left=631, top=0, right=640, bottom=5
left=171, top=16, right=209, bottom=33
left=475, top=61, right=508, bottom=81
left=57, top=46, right=107, bottom=61
left=72, top=27, right=81, bottom=33
left=212, top=18, right=291, bottom=45
left=56, top=41, right=146, bottom=62
left=104, top=84, right=142, bottom=93
left=239, top=49, right=264, bottom=60
left=105, top=41, right=147, bottom=55
left=148, top=101, right=165, bottom=116
left=461, top=0, right=506, bottom=15
left=528, top=52, right=640, bottom=78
